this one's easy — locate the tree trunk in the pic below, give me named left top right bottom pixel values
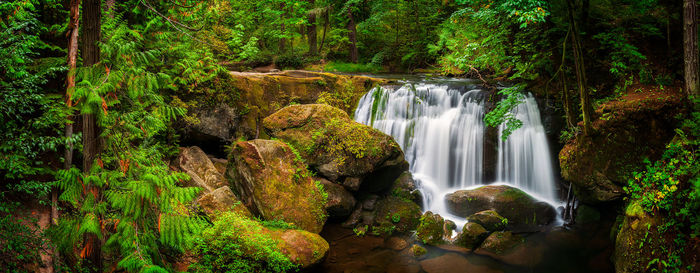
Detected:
left=319, top=7, right=329, bottom=53
left=307, top=0, right=317, bottom=55
left=81, top=0, right=102, bottom=271
left=684, top=0, right=699, bottom=97
left=566, top=0, right=593, bottom=135
left=279, top=3, right=287, bottom=53
left=346, top=4, right=358, bottom=63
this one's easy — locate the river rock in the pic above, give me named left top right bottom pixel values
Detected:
left=176, top=146, right=227, bottom=192
left=475, top=231, right=544, bottom=267
left=416, top=211, right=445, bottom=245
left=454, top=222, right=489, bottom=249
left=263, top=104, right=408, bottom=192
left=228, top=139, right=327, bottom=233
left=317, top=178, right=356, bottom=218
left=374, top=196, right=422, bottom=234
left=183, top=103, right=239, bottom=145
left=445, top=185, right=556, bottom=232
left=276, top=229, right=330, bottom=268
left=466, top=210, right=506, bottom=231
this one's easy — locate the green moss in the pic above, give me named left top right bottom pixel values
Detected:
left=416, top=212, right=445, bottom=245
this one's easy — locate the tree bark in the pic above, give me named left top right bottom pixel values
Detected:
left=81, top=0, right=102, bottom=271
left=346, top=4, right=359, bottom=63
left=279, top=3, right=287, bottom=53
left=307, top=0, right=318, bottom=55
left=566, top=0, right=593, bottom=135
left=684, top=0, right=699, bottom=97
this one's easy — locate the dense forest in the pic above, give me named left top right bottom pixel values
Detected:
left=1, top=0, right=698, bottom=272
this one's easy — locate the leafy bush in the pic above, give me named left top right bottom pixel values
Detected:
left=275, top=52, right=305, bottom=69
left=190, top=212, right=297, bottom=273
left=0, top=201, right=48, bottom=272
left=323, top=61, right=382, bottom=73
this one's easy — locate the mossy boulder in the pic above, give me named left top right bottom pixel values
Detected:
left=614, top=200, right=663, bottom=273
left=559, top=88, right=684, bottom=204
left=274, top=229, right=330, bottom=268
left=416, top=211, right=445, bottom=245
left=445, top=185, right=556, bottom=232
left=466, top=210, right=507, bottom=231
left=373, top=196, right=422, bottom=235
left=227, top=139, right=327, bottom=233
left=454, top=222, right=489, bottom=249
left=263, top=104, right=408, bottom=192
left=176, top=146, right=227, bottom=192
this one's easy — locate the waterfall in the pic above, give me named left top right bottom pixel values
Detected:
left=354, top=82, right=558, bottom=219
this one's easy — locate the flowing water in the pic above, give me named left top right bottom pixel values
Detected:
left=354, top=79, right=560, bottom=224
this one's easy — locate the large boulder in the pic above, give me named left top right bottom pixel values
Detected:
left=275, top=229, right=330, bottom=268
left=176, top=146, right=227, bottom=192
left=373, top=196, right=422, bottom=235
left=559, top=88, right=684, bottom=204
left=263, top=104, right=408, bottom=192
left=227, top=139, right=327, bottom=233
left=466, top=210, right=506, bottom=231
left=445, top=185, right=556, bottom=232
left=614, top=201, right=663, bottom=273
left=454, top=222, right=489, bottom=249
left=197, top=186, right=252, bottom=218
left=416, top=212, right=446, bottom=245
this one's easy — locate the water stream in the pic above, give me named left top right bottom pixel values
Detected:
left=354, top=79, right=560, bottom=224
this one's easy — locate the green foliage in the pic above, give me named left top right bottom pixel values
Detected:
left=322, top=61, right=382, bottom=73
left=0, top=201, right=48, bottom=272
left=275, top=51, right=306, bottom=69
left=484, top=85, right=526, bottom=140
left=0, top=0, right=66, bottom=197
left=623, top=106, right=700, bottom=272
left=190, top=212, right=297, bottom=273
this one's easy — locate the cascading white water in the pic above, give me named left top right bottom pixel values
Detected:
left=354, top=81, right=558, bottom=220
left=496, top=94, right=557, bottom=201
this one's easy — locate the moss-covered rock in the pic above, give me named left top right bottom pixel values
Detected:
left=445, top=185, right=556, bottom=232
left=416, top=212, right=445, bottom=245
left=373, top=196, right=422, bottom=235
left=466, top=210, right=507, bottom=232
left=409, top=244, right=427, bottom=258
left=263, top=104, right=408, bottom=192
left=559, top=88, right=685, bottom=204
left=454, top=222, right=489, bottom=249
left=227, top=139, right=327, bottom=233
left=614, top=200, right=663, bottom=273
left=191, top=211, right=328, bottom=271
left=475, top=231, right=544, bottom=267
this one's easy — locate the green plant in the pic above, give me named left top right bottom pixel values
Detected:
left=190, top=212, right=297, bottom=273
left=485, top=85, right=526, bottom=140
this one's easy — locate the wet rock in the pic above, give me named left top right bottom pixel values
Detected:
left=228, top=139, right=327, bottom=233
left=435, top=244, right=471, bottom=255
left=466, top=210, right=507, bottom=231
left=342, top=205, right=363, bottom=228
left=197, top=186, right=252, bottom=218
left=445, top=185, right=556, bottom=232
left=454, top=222, right=489, bottom=249
left=419, top=253, right=503, bottom=273
left=409, top=245, right=427, bottom=258
left=263, top=104, right=408, bottom=191
left=373, top=196, right=422, bottom=234
left=318, top=178, right=356, bottom=218
left=361, top=210, right=376, bottom=226
left=385, top=237, right=409, bottom=251
left=475, top=231, right=544, bottom=267
left=176, top=146, right=227, bottom=192
left=343, top=177, right=362, bottom=192
left=443, top=220, right=456, bottom=241
left=416, top=212, right=445, bottom=245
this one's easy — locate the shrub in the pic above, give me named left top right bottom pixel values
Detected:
left=190, top=212, right=297, bottom=273
left=275, top=53, right=305, bottom=69
left=0, top=201, right=47, bottom=272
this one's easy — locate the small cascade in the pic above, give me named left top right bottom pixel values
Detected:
left=354, top=82, right=559, bottom=220
left=496, top=94, right=558, bottom=201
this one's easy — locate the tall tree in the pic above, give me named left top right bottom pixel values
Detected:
left=684, top=0, right=699, bottom=97
left=346, top=2, right=359, bottom=63
left=566, top=0, right=593, bottom=135
left=308, top=0, right=318, bottom=55
left=80, top=0, right=102, bottom=271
